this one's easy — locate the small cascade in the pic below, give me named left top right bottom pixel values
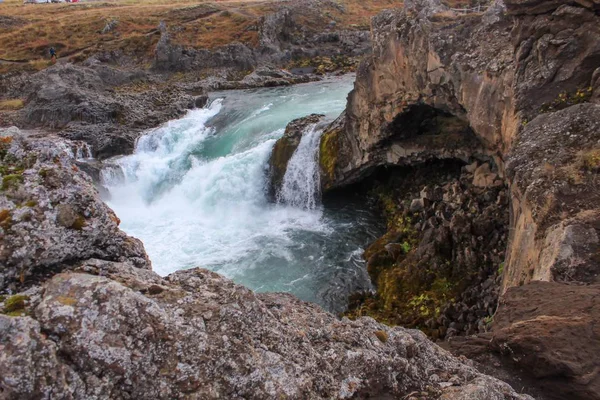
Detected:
left=100, top=163, right=126, bottom=187
left=56, top=140, right=93, bottom=161
left=277, top=125, right=324, bottom=210
left=101, top=76, right=381, bottom=312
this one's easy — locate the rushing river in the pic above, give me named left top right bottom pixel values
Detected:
left=102, top=75, right=383, bottom=313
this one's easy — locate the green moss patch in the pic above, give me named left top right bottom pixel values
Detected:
left=374, top=330, right=388, bottom=343
left=0, top=99, right=24, bottom=111
left=71, top=215, right=87, bottom=230
left=2, top=294, right=30, bottom=317
left=319, top=128, right=340, bottom=189
left=1, top=173, right=24, bottom=191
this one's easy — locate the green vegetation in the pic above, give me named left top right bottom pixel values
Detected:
left=319, top=128, right=340, bottom=189
left=2, top=174, right=23, bottom=191
left=582, top=149, right=600, bottom=172
left=540, top=87, right=593, bottom=113
left=374, top=330, right=388, bottom=343
left=0, top=209, right=12, bottom=230
left=2, top=294, right=30, bottom=317
left=71, top=215, right=87, bottom=230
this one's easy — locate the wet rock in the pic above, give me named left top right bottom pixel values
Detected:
left=267, top=114, right=324, bottom=200
left=194, top=95, right=209, bottom=109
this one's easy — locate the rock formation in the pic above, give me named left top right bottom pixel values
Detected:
left=0, top=127, right=148, bottom=293
left=0, top=126, right=532, bottom=399
left=153, top=0, right=371, bottom=73
left=314, top=0, right=600, bottom=398
left=268, top=114, right=325, bottom=199
left=2, top=63, right=202, bottom=160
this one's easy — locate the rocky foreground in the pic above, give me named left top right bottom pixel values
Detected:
left=0, top=127, right=531, bottom=399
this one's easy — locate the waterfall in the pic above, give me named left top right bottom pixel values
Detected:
left=100, top=75, right=381, bottom=313
left=277, top=125, right=323, bottom=210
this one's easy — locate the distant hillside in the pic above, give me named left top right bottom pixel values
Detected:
left=0, top=0, right=403, bottom=74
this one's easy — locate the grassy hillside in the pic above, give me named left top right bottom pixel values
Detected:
left=0, top=0, right=400, bottom=74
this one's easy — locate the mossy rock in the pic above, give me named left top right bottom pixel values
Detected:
left=268, top=114, right=324, bottom=199
left=319, top=128, right=340, bottom=189
left=1, top=173, right=24, bottom=191
left=2, top=294, right=30, bottom=317
left=0, top=209, right=12, bottom=230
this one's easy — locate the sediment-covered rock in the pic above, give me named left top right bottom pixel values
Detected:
left=0, top=127, right=148, bottom=292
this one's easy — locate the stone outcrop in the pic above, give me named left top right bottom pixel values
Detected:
left=268, top=114, right=324, bottom=199
left=0, top=129, right=532, bottom=399
left=154, top=20, right=257, bottom=73
left=0, top=127, right=149, bottom=292
left=490, top=281, right=600, bottom=400
left=0, top=258, right=531, bottom=400
left=318, top=0, right=600, bottom=398
left=5, top=63, right=203, bottom=160
left=319, top=0, right=600, bottom=293
left=153, top=0, right=371, bottom=73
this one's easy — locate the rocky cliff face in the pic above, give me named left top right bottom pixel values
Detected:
left=321, top=0, right=600, bottom=291
left=318, top=0, right=600, bottom=398
left=153, top=0, right=371, bottom=73
left=0, top=127, right=148, bottom=293
left=0, top=126, right=532, bottom=399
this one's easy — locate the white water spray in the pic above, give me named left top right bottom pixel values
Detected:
left=277, top=125, right=323, bottom=210
left=102, top=76, right=380, bottom=312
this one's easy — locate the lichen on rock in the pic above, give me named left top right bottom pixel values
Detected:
left=0, top=127, right=149, bottom=293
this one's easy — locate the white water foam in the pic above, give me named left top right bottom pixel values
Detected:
left=102, top=76, right=380, bottom=311
left=277, top=125, right=323, bottom=210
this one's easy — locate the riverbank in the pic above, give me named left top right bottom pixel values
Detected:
left=0, top=125, right=532, bottom=399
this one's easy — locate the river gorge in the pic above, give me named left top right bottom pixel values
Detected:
left=101, top=76, right=383, bottom=313
left=1, top=0, right=599, bottom=398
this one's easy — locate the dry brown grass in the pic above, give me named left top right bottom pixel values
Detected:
left=0, top=0, right=399, bottom=74
left=0, top=99, right=24, bottom=110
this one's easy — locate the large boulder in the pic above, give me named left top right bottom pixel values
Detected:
left=0, top=127, right=149, bottom=292
left=491, top=281, right=600, bottom=400
left=0, top=258, right=533, bottom=399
